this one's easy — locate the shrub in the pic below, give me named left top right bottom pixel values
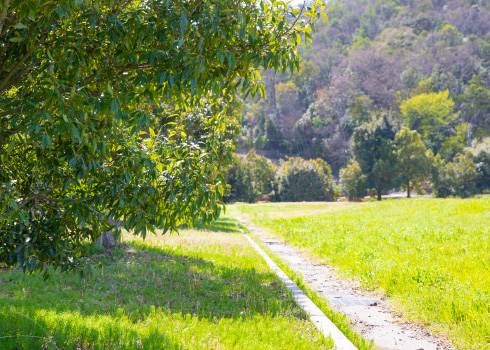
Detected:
left=433, top=152, right=480, bottom=198
left=225, top=154, right=257, bottom=203
left=340, top=162, right=367, bottom=201
left=278, top=157, right=336, bottom=201
left=225, top=150, right=276, bottom=203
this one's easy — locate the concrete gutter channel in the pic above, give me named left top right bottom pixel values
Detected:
left=237, top=217, right=453, bottom=350
left=240, top=230, right=357, bottom=350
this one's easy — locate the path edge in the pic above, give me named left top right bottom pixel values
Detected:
left=236, top=220, right=358, bottom=350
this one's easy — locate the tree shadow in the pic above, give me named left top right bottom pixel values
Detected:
left=0, top=222, right=307, bottom=348
left=187, top=217, right=242, bottom=233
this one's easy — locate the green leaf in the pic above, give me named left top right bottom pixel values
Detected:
left=13, top=23, right=27, bottom=29
left=7, top=139, right=16, bottom=154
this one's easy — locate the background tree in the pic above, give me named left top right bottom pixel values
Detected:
left=399, top=90, right=458, bottom=153
left=231, top=0, right=490, bottom=183
left=460, top=73, right=490, bottom=138
left=0, top=0, right=325, bottom=274
left=445, top=152, right=480, bottom=198
left=351, top=114, right=397, bottom=200
left=468, top=138, right=490, bottom=192
left=394, top=127, right=433, bottom=198
left=433, top=152, right=480, bottom=198
left=437, top=123, right=469, bottom=161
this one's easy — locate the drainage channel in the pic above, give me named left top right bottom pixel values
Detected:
left=238, top=218, right=453, bottom=350
left=237, top=225, right=358, bottom=350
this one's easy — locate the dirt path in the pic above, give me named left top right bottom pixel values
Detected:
left=237, top=218, right=455, bottom=350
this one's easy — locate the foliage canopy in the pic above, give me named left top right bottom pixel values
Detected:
left=0, top=0, right=325, bottom=274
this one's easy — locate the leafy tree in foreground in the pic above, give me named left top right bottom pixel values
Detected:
left=394, top=127, right=433, bottom=198
left=0, top=0, right=325, bottom=274
left=351, top=115, right=397, bottom=201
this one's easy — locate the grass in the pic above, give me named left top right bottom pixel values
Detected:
left=229, top=198, right=490, bottom=350
left=0, top=218, right=334, bottom=349
left=226, top=202, right=358, bottom=219
left=235, top=222, right=376, bottom=350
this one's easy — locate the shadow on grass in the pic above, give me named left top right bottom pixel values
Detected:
left=0, top=219, right=305, bottom=348
left=182, top=217, right=241, bottom=234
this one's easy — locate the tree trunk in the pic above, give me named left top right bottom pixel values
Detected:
left=407, top=181, right=411, bottom=198
left=97, top=217, right=119, bottom=249
left=377, top=189, right=382, bottom=201
left=98, top=231, right=117, bottom=249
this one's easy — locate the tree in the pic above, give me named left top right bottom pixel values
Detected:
left=438, top=123, right=469, bottom=161
left=448, top=152, right=479, bottom=198
left=399, top=90, right=458, bottom=153
left=339, top=161, right=366, bottom=201
left=291, top=60, right=320, bottom=109
left=460, top=74, right=490, bottom=137
left=394, top=127, right=433, bottom=198
left=0, top=0, right=326, bottom=274
left=351, top=96, right=374, bottom=126
left=275, top=80, right=302, bottom=139
left=351, top=114, right=397, bottom=201
left=468, top=138, right=490, bottom=192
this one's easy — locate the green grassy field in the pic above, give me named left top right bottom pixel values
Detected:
left=229, top=198, right=490, bottom=350
left=0, top=219, right=334, bottom=350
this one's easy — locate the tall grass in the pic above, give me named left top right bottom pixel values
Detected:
left=0, top=218, right=333, bottom=349
left=233, top=198, right=490, bottom=350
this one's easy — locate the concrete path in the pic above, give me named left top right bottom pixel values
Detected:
left=237, top=218, right=455, bottom=350
left=240, top=229, right=357, bottom=350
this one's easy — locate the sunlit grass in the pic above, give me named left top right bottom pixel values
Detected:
left=0, top=218, right=333, bottom=349
left=226, top=201, right=360, bottom=219
left=230, top=198, right=490, bottom=350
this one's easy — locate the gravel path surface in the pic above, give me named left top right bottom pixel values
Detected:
left=238, top=218, right=455, bottom=350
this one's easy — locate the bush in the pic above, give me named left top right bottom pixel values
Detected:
left=278, top=157, right=336, bottom=201
left=433, top=152, right=480, bottom=198
left=340, top=162, right=367, bottom=201
left=225, top=150, right=276, bottom=203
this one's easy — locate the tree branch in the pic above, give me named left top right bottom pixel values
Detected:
left=1, top=186, right=63, bottom=221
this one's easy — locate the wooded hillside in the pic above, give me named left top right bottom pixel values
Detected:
left=239, top=0, right=490, bottom=176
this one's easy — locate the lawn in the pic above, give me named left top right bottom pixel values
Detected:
left=0, top=218, right=333, bottom=350
left=229, top=198, right=490, bottom=350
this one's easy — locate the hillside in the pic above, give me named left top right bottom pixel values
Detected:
left=238, top=0, right=490, bottom=175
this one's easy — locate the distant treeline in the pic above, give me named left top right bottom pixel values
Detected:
left=237, top=0, right=490, bottom=184
left=225, top=130, right=490, bottom=202
left=225, top=150, right=337, bottom=203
